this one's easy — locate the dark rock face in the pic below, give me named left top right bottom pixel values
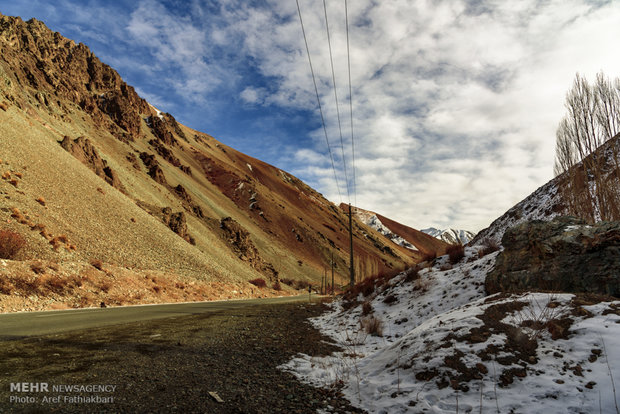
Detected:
left=161, top=207, right=194, bottom=245
left=0, top=15, right=150, bottom=141
left=60, top=136, right=125, bottom=193
left=139, top=152, right=168, bottom=186
left=219, top=217, right=277, bottom=279
left=486, top=216, right=620, bottom=297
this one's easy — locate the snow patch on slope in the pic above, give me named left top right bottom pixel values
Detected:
left=356, top=211, right=417, bottom=251
left=282, top=249, right=620, bottom=414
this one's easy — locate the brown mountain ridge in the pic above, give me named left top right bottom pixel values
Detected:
left=0, top=13, right=443, bottom=311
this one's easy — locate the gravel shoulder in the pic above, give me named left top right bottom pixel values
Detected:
left=0, top=299, right=364, bottom=413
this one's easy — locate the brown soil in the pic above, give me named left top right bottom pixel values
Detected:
left=0, top=259, right=296, bottom=313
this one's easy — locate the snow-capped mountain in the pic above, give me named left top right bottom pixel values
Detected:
left=421, top=227, right=476, bottom=245
left=347, top=205, right=450, bottom=258
left=359, top=213, right=417, bottom=251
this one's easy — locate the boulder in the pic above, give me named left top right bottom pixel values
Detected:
left=486, top=216, right=620, bottom=297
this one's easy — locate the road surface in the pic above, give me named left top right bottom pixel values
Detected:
left=0, top=295, right=311, bottom=338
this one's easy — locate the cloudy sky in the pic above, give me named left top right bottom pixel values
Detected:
left=2, top=0, right=619, bottom=232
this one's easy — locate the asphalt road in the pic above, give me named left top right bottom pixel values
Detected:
left=0, top=295, right=313, bottom=339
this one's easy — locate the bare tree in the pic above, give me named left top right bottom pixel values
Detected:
left=554, top=72, right=620, bottom=222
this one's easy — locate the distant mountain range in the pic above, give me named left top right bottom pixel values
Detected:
left=421, top=227, right=476, bottom=245
left=349, top=205, right=450, bottom=258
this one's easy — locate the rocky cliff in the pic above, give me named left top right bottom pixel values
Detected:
left=486, top=216, right=620, bottom=297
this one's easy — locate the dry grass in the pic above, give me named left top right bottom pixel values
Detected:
left=360, top=315, right=384, bottom=337
left=446, top=244, right=465, bottom=264
left=281, top=278, right=310, bottom=290
left=478, top=237, right=500, bottom=257
left=249, top=278, right=267, bottom=288
left=0, top=229, right=26, bottom=259
left=361, top=301, right=373, bottom=315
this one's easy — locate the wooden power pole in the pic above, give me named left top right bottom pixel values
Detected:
left=349, top=203, right=355, bottom=288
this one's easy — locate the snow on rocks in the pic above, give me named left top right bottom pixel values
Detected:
left=282, top=248, right=620, bottom=414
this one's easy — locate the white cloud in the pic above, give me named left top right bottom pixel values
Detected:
left=25, top=0, right=620, bottom=233
left=223, top=0, right=620, bottom=231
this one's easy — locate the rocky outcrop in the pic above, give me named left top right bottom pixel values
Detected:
left=219, top=217, right=277, bottom=279
left=149, top=115, right=177, bottom=147
left=0, top=15, right=149, bottom=141
left=486, top=216, right=620, bottom=297
left=60, top=136, right=125, bottom=193
left=139, top=152, right=167, bottom=185
left=148, top=139, right=191, bottom=175
left=161, top=207, right=194, bottom=245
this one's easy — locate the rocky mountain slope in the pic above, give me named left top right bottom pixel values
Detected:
left=349, top=205, right=450, bottom=260
left=0, top=13, right=425, bottom=310
left=470, top=133, right=620, bottom=247
left=421, top=227, right=476, bottom=245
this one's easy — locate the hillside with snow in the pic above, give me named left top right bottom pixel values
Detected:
left=422, top=227, right=476, bottom=245
left=350, top=205, right=450, bottom=258
left=283, top=248, right=620, bottom=414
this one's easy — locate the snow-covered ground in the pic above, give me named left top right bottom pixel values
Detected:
left=282, top=248, right=620, bottom=414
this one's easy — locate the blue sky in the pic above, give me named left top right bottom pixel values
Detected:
left=2, top=0, right=619, bottom=232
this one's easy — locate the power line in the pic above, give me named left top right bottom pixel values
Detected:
left=296, top=0, right=343, bottom=203
left=322, top=0, right=350, bottom=203
left=345, top=0, right=357, bottom=208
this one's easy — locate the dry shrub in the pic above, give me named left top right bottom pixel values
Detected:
left=478, top=237, right=500, bottom=257
left=446, top=244, right=465, bottom=264
left=361, top=315, right=384, bottom=337
left=0, top=277, right=14, bottom=294
left=1, top=171, right=10, bottom=180
left=0, top=101, right=8, bottom=111
left=152, top=285, right=161, bottom=293
left=421, top=251, right=437, bottom=263
left=383, top=293, right=398, bottom=304
left=362, top=301, right=373, bottom=315
left=413, top=277, right=432, bottom=293
left=98, top=280, right=112, bottom=293
left=41, top=274, right=69, bottom=294
left=273, top=280, right=282, bottom=291
left=294, top=280, right=310, bottom=290
left=0, top=229, right=26, bottom=259
left=249, top=278, right=267, bottom=288
left=280, top=278, right=295, bottom=287
left=36, top=196, right=46, bottom=206
left=404, top=267, right=420, bottom=282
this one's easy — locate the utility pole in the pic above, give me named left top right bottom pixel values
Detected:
left=349, top=203, right=355, bottom=288
left=331, top=251, right=335, bottom=296
left=331, top=255, right=335, bottom=296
